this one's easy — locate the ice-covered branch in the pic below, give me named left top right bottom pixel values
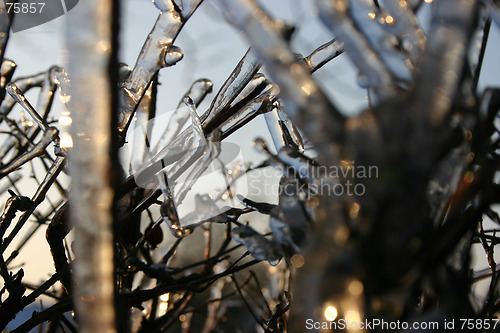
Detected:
left=218, top=0, right=344, bottom=165
left=316, top=0, right=398, bottom=99
left=117, top=0, right=203, bottom=138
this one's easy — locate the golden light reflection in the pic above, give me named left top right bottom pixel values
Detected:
left=368, top=12, right=376, bottom=20
left=334, top=226, right=350, bottom=246
left=348, top=280, right=364, bottom=296
left=60, top=94, right=71, bottom=104
left=424, top=0, right=433, bottom=3
left=159, top=302, right=168, bottom=313
left=60, top=133, right=73, bottom=148
left=333, top=0, right=348, bottom=12
left=466, top=152, right=474, bottom=164
left=268, top=265, right=279, bottom=274
left=290, top=254, right=305, bottom=268
left=96, top=40, right=111, bottom=54
left=345, top=310, right=361, bottom=323
left=290, top=63, right=301, bottom=73
left=385, top=15, right=394, bottom=24
left=59, top=115, right=72, bottom=127
left=340, top=160, right=353, bottom=172
left=324, top=305, right=338, bottom=321
left=160, top=293, right=170, bottom=302
left=158, top=293, right=170, bottom=316
left=349, top=203, right=360, bottom=219
left=301, top=83, right=312, bottom=96
left=399, top=0, right=407, bottom=8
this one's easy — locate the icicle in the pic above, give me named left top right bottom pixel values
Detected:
left=174, top=130, right=221, bottom=206
left=237, top=194, right=275, bottom=215
left=131, top=82, right=155, bottom=173
left=154, top=78, right=213, bottom=154
left=277, top=105, right=305, bottom=152
left=169, top=99, right=221, bottom=205
left=263, top=100, right=306, bottom=153
left=265, top=106, right=286, bottom=151
left=160, top=180, right=192, bottom=238
left=155, top=97, right=207, bottom=201
left=252, top=136, right=317, bottom=185
left=237, top=188, right=308, bottom=259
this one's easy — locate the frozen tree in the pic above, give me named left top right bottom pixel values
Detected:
left=1, top=0, right=500, bottom=332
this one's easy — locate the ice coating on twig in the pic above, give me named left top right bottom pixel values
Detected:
left=277, top=105, right=304, bottom=152
left=0, top=156, right=65, bottom=252
left=131, top=82, right=155, bottom=173
left=117, top=0, right=203, bottom=137
left=173, top=99, right=220, bottom=205
left=1, top=72, right=46, bottom=117
left=264, top=102, right=304, bottom=152
left=231, top=224, right=281, bottom=265
left=316, top=0, right=397, bottom=100
left=160, top=181, right=192, bottom=238
left=414, top=0, right=479, bottom=127
left=229, top=73, right=267, bottom=108
left=201, top=48, right=261, bottom=130
left=380, top=0, right=426, bottom=62
left=264, top=107, right=285, bottom=150
left=51, top=67, right=73, bottom=151
left=152, top=97, right=207, bottom=195
left=0, top=68, right=60, bottom=158
left=271, top=176, right=310, bottom=256
left=6, top=83, right=49, bottom=132
left=305, top=38, right=344, bottom=73
left=469, top=8, right=491, bottom=92
left=1, top=60, right=16, bottom=93
left=174, top=135, right=220, bottom=205
left=154, top=78, right=213, bottom=154
left=219, top=84, right=278, bottom=140
left=219, top=0, right=343, bottom=165
left=347, top=0, right=413, bottom=82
